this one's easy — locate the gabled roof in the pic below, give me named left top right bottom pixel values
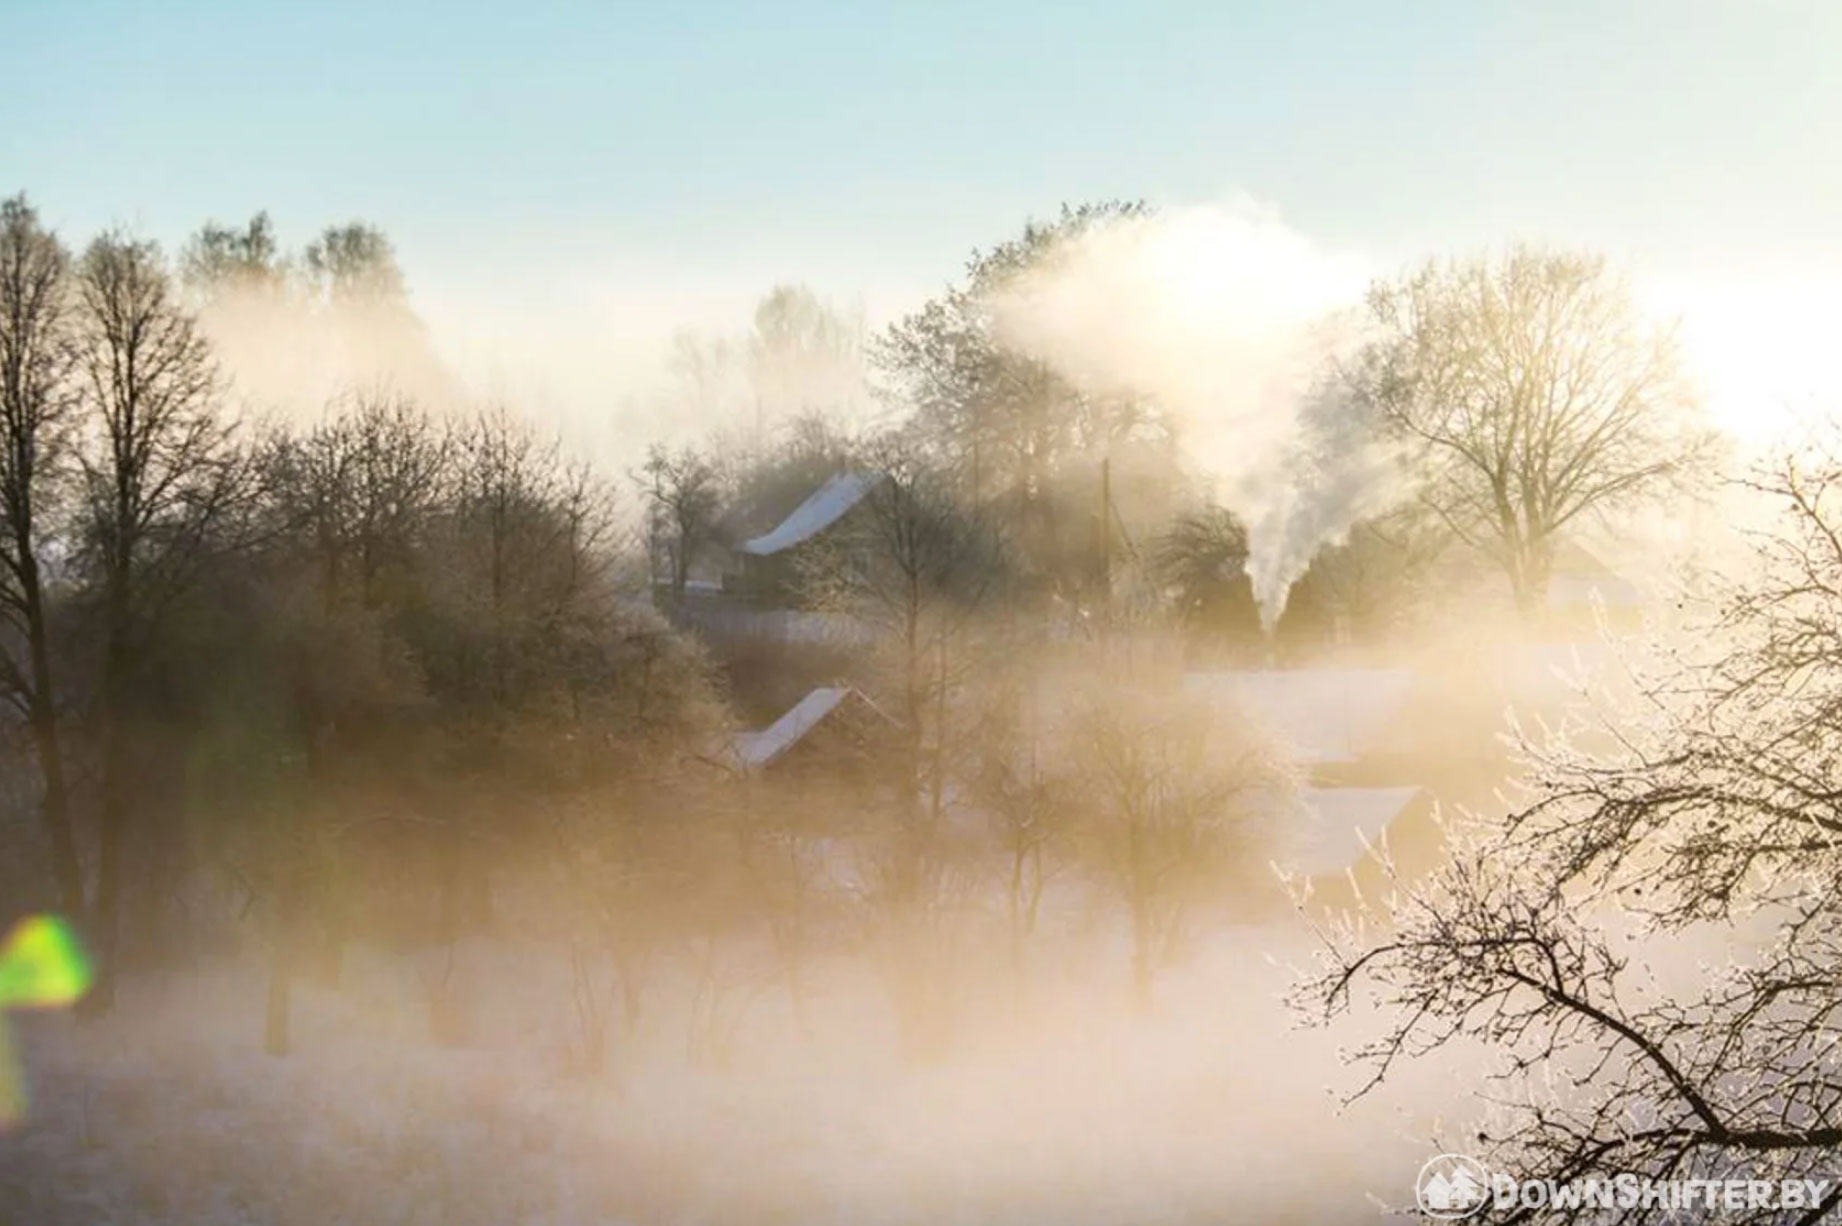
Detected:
left=737, top=471, right=881, bottom=557
left=731, top=685, right=894, bottom=770
left=1183, top=669, right=1416, bottom=766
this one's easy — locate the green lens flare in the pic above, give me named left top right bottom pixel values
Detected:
left=0, top=915, right=92, bottom=1128
left=0, top=915, right=93, bottom=1009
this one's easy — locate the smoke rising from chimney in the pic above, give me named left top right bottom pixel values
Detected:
left=987, top=200, right=1401, bottom=630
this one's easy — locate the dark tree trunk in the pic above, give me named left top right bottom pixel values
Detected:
left=27, top=694, right=81, bottom=921
left=83, top=570, right=137, bottom=1017
left=81, top=708, right=130, bottom=1016
left=11, top=537, right=82, bottom=922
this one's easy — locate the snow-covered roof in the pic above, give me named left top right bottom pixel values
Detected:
left=737, top=471, right=880, bottom=556
left=1286, top=786, right=1426, bottom=876
left=1183, top=669, right=1416, bottom=766
left=734, top=687, right=850, bottom=768
left=732, top=685, right=896, bottom=770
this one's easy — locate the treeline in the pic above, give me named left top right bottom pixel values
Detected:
left=653, top=202, right=1710, bottom=654
left=0, top=198, right=721, bottom=1030
left=0, top=190, right=1714, bottom=1065
left=0, top=194, right=1284, bottom=1064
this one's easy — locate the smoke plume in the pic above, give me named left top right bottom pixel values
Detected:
left=988, top=200, right=1399, bottom=630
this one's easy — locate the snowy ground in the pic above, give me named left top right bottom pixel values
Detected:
left=0, top=919, right=1478, bottom=1225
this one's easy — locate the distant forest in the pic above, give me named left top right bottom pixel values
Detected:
left=1, top=192, right=1712, bottom=1062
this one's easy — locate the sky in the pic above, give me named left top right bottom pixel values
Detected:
left=5, top=0, right=1840, bottom=447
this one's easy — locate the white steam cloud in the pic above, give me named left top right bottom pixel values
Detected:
left=989, top=200, right=1399, bottom=631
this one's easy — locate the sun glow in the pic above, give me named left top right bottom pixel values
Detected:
left=1640, top=271, right=1842, bottom=451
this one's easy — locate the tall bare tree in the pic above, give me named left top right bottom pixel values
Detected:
left=413, top=408, right=618, bottom=959
left=0, top=195, right=82, bottom=918
left=1359, top=246, right=1714, bottom=614
left=251, top=389, right=452, bottom=1051
left=460, top=408, right=616, bottom=693
left=73, top=232, right=240, bottom=1010
left=800, top=442, right=1003, bottom=827
left=303, top=221, right=454, bottom=407
left=964, top=643, right=1073, bottom=972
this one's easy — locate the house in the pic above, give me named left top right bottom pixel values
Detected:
left=728, top=684, right=902, bottom=786
left=1192, top=632, right=1644, bottom=900
left=661, top=470, right=885, bottom=671
left=1181, top=668, right=1421, bottom=787
left=1185, top=668, right=1476, bottom=896
left=725, top=470, right=884, bottom=604
left=649, top=470, right=884, bottom=610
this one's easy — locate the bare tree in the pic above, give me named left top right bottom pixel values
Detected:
left=0, top=195, right=81, bottom=919
left=303, top=222, right=405, bottom=306
left=302, top=221, right=454, bottom=407
left=447, top=408, right=616, bottom=704
left=1068, top=671, right=1288, bottom=1004
left=790, top=441, right=1006, bottom=1057
left=407, top=407, right=621, bottom=970
left=963, top=647, right=1070, bottom=973
left=800, top=441, right=1002, bottom=831
left=251, top=389, right=454, bottom=1052
left=279, top=387, right=452, bottom=615
left=746, top=284, right=866, bottom=436
left=1359, top=246, right=1715, bottom=614
left=636, top=443, right=722, bottom=610
left=181, top=212, right=286, bottom=302
left=73, top=231, right=241, bottom=1011
left=1300, top=447, right=1842, bottom=1224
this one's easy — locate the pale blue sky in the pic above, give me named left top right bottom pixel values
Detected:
left=9, top=2, right=1838, bottom=270
left=5, top=1, right=1838, bottom=442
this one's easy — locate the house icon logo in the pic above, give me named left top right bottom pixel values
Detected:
left=1416, top=1153, right=1491, bottom=1219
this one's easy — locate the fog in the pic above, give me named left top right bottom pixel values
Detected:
left=0, top=177, right=1835, bottom=1226
left=9, top=1, right=1841, bottom=1219
left=8, top=843, right=1494, bottom=1225
left=985, top=201, right=1394, bottom=628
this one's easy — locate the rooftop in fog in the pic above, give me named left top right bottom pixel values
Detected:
left=731, top=684, right=895, bottom=770
left=737, top=471, right=882, bottom=557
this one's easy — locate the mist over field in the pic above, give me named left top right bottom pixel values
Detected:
left=4, top=4, right=1841, bottom=1225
